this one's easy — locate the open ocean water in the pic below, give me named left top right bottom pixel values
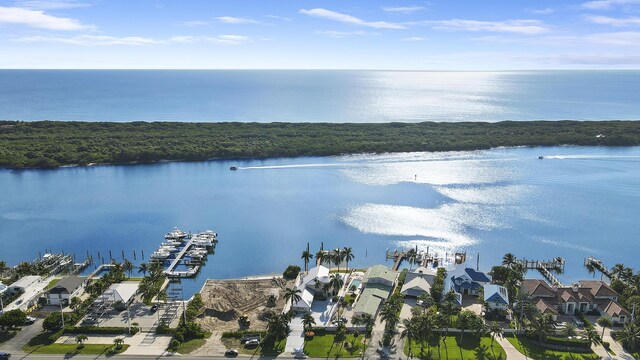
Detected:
left=1, top=70, right=640, bottom=122
left=1, top=146, right=639, bottom=296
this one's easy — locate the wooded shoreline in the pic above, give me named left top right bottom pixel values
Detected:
left=1, top=120, right=639, bottom=169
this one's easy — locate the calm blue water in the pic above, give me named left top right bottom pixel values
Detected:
left=1, top=146, right=639, bottom=296
left=1, top=70, right=639, bottom=122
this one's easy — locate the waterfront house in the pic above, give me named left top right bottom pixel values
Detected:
left=401, top=274, right=432, bottom=298
left=445, top=267, right=491, bottom=305
left=483, top=284, right=509, bottom=310
left=291, top=265, right=331, bottom=312
left=521, top=279, right=631, bottom=324
left=45, top=275, right=85, bottom=306
left=353, top=265, right=396, bottom=317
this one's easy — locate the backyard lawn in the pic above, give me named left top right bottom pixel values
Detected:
left=506, top=335, right=599, bottom=360
left=304, top=334, right=364, bottom=358
left=405, top=336, right=506, bottom=360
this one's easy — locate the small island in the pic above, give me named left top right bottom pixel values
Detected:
left=0, top=120, right=639, bottom=169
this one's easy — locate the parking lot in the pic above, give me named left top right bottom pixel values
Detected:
left=80, top=294, right=184, bottom=330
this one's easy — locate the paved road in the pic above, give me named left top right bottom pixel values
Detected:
left=0, top=319, right=44, bottom=353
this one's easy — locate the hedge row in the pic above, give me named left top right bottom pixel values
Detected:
left=64, top=325, right=140, bottom=335
left=221, top=330, right=267, bottom=339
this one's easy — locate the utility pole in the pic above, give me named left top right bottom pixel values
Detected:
left=60, top=300, right=65, bottom=328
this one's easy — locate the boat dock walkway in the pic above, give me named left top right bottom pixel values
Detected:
left=584, top=256, right=612, bottom=279
left=385, top=248, right=466, bottom=271
left=163, top=231, right=216, bottom=278
left=516, top=257, right=565, bottom=286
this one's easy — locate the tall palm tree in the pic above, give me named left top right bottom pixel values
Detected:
left=301, top=249, right=313, bottom=273
left=528, top=314, right=554, bottom=344
left=586, top=263, right=596, bottom=278
left=457, top=310, right=474, bottom=341
left=562, top=323, right=578, bottom=337
left=75, top=334, right=88, bottom=348
left=400, top=318, right=418, bottom=358
left=123, top=259, right=134, bottom=278
left=489, top=321, right=503, bottom=347
left=329, top=274, right=344, bottom=295
left=138, top=262, right=149, bottom=277
left=618, top=322, right=640, bottom=353
left=284, top=287, right=302, bottom=309
left=596, top=316, right=613, bottom=340
left=332, top=249, right=342, bottom=272
left=315, top=250, right=325, bottom=267
left=502, top=253, right=516, bottom=268
left=342, top=247, right=354, bottom=271
left=611, top=263, right=626, bottom=279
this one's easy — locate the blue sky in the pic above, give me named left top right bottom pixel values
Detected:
left=1, top=0, right=640, bottom=69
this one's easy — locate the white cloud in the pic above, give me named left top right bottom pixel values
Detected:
left=581, top=0, right=640, bottom=10
left=316, top=30, right=373, bottom=38
left=265, top=15, right=291, bottom=21
left=586, top=31, right=640, bottom=45
left=423, top=19, right=550, bottom=34
left=519, top=53, right=640, bottom=65
left=168, top=35, right=250, bottom=45
left=0, top=6, right=92, bottom=30
left=530, top=8, right=554, bottom=14
left=299, top=8, right=405, bottom=29
left=381, top=6, right=425, bottom=14
left=12, top=0, right=91, bottom=10
left=183, top=20, right=210, bottom=27
left=401, top=36, right=426, bottom=41
left=586, top=15, right=640, bottom=26
left=216, top=16, right=261, bottom=24
left=15, top=34, right=252, bottom=46
left=16, top=35, right=160, bottom=46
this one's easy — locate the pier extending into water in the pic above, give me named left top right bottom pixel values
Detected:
left=385, top=248, right=466, bottom=271
left=516, top=257, right=565, bottom=286
left=149, top=229, right=217, bottom=278
left=584, top=256, right=612, bottom=280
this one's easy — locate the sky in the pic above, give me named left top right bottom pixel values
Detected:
left=1, top=0, right=640, bottom=69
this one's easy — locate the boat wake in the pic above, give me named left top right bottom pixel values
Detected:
left=543, top=155, right=640, bottom=160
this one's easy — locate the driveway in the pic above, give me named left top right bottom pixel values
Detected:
left=0, top=318, right=44, bottom=353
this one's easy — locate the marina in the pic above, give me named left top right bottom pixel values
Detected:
left=150, top=228, right=218, bottom=278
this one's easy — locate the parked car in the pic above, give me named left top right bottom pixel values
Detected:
left=24, top=316, right=37, bottom=324
left=150, top=304, right=159, bottom=312
left=240, top=334, right=260, bottom=344
left=416, top=300, right=427, bottom=307
left=224, top=349, right=238, bottom=357
left=245, top=339, right=260, bottom=347
left=0, top=352, right=11, bottom=359
left=573, top=318, right=584, bottom=327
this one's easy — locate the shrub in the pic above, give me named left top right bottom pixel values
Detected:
left=603, top=341, right=610, bottom=350
left=64, top=326, right=139, bottom=335
left=545, top=336, right=591, bottom=349
left=283, top=265, right=301, bottom=280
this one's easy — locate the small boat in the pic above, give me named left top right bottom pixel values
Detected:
left=538, top=156, right=544, bottom=159
left=230, top=166, right=238, bottom=171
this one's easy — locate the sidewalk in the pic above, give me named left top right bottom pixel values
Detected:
left=495, top=335, right=527, bottom=360
left=56, top=331, right=173, bottom=356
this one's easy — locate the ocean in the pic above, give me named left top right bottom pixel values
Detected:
left=1, top=146, right=639, bottom=296
left=1, top=70, right=639, bottom=122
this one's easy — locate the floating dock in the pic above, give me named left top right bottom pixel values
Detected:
left=150, top=229, right=217, bottom=278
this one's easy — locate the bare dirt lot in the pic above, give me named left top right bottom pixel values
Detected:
left=198, top=277, right=289, bottom=332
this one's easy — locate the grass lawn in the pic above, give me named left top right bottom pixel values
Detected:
left=177, top=338, right=206, bottom=354
left=23, top=331, right=128, bottom=355
left=304, top=334, right=364, bottom=358
left=45, top=278, right=60, bottom=290
left=506, top=335, right=599, bottom=360
left=221, top=338, right=286, bottom=356
left=405, top=336, right=507, bottom=360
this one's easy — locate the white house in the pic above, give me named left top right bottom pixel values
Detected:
left=291, top=265, right=331, bottom=313
left=45, top=275, right=85, bottom=306
left=483, top=284, right=509, bottom=310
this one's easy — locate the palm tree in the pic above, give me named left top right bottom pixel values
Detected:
left=586, top=263, right=596, bottom=278
left=138, top=262, right=149, bottom=277
left=283, top=287, right=302, bottom=309
left=611, top=263, right=626, bottom=279
left=585, top=327, right=603, bottom=349
left=0, top=261, right=8, bottom=278
left=70, top=296, right=82, bottom=312
left=342, top=247, right=354, bottom=271
left=75, top=334, right=88, bottom=348
left=113, top=337, right=125, bottom=349
left=400, top=318, right=417, bottom=357
left=329, top=274, right=344, bottom=295
left=406, top=249, right=417, bottom=270
left=332, top=249, right=342, bottom=272
left=618, top=322, right=640, bottom=353
left=123, top=259, right=134, bottom=278
left=502, top=253, right=516, bottom=268
left=315, top=250, right=325, bottom=267
left=457, top=310, right=474, bottom=341
left=562, top=323, right=578, bottom=337
left=301, top=249, right=313, bottom=273
left=528, top=314, right=555, bottom=344
left=302, top=311, right=315, bottom=331
left=596, top=316, right=613, bottom=340
left=489, top=321, right=503, bottom=347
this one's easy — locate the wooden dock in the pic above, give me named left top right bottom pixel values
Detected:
left=163, top=231, right=216, bottom=278
left=385, top=248, right=466, bottom=271
left=584, top=256, right=612, bottom=279
left=515, top=257, right=565, bottom=286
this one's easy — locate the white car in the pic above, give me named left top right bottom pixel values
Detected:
left=25, top=316, right=37, bottom=324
